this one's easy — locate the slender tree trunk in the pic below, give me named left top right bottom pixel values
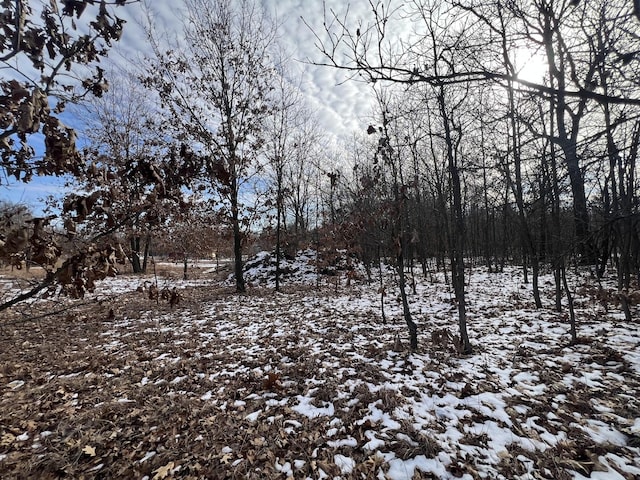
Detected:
left=130, top=236, right=142, bottom=273
left=561, top=263, right=577, bottom=345
left=183, top=251, right=188, bottom=281
left=450, top=164, right=471, bottom=354
left=546, top=72, right=564, bottom=313
left=275, top=181, right=282, bottom=292
left=397, top=251, right=417, bottom=350
left=481, top=137, right=493, bottom=271
left=500, top=186, right=509, bottom=272
left=142, top=234, right=151, bottom=273
left=437, top=88, right=472, bottom=355
left=378, top=246, right=386, bottom=324
left=438, top=206, right=450, bottom=284
left=231, top=179, right=245, bottom=293
left=554, top=267, right=563, bottom=312
left=505, top=71, right=539, bottom=304
left=398, top=187, right=418, bottom=349
left=532, top=259, right=542, bottom=309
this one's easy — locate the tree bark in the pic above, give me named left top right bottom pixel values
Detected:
left=275, top=181, right=282, bottom=292
left=142, top=235, right=151, bottom=273
left=130, top=236, right=142, bottom=273
left=231, top=185, right=245, bottom=293
left=561, top=263, right=577, bottom=345
left=183, top=252, right=188, bottom=281
left=397, top=247, right=418, bottom=351
left=437, top=87, right=472, bottom=355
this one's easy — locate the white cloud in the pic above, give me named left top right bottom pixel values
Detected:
left=2, top=0, right=387, bottom=212
left=278, top=0, right=375, bottom=136
left=109, top=0, right=376, bottom=142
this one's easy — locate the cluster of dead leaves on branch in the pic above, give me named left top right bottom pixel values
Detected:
left=0, top=214, right=61, bottom=270
left=0, top=1, right=160, bottom=309
left=0, top=138, right=204, bottom=309
left=0, top=204, right=134, bottom=302
left=0, top=0, right=129, bottom=182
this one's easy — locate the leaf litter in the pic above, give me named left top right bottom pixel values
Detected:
left=0, top=257, right=639, bottom=479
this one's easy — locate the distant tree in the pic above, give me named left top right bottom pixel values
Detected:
left=155, top=204, right=230, bottom=280
left=75, top=72, right=187, bottom=274
left=144, top=0, right=278, bottom=293
left=264, top=61, right=323, bottom=291
left=284, top=129, right=322, bottom=238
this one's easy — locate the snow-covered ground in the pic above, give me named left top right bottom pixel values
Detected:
left=0, top=255, right=639, bottom=479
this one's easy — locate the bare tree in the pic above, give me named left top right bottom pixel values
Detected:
left=76, top=72, right=172, bottom=273
left=156, top=204, right=230, bottom=280
left=368, top=87, right=419, bottom=350
left=263, top=59, right=322, bottom=291
left=143, top=0, right=278, bottom=293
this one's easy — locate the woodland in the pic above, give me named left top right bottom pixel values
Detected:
left=1, top=0, right=639, bottom=479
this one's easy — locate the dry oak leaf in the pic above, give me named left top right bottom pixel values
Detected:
left=251, top=437, right=266, bottom=447
left=152, top=461, right=175, bottom=479
left=82, top=445, right=97, bottom=457
left=1, top=432, right=16, bottom=446
left=262, top=372, right=282, bottom=391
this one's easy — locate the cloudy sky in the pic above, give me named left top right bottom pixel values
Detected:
left=115, top=0, right=377, bottom=134
left=3, top=0, right=379, bottom=211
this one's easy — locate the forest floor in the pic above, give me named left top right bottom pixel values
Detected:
left=0, top=257, right=639, bottom=479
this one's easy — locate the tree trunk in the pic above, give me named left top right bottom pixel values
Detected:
left=541, top=9, right=593, bottom=263
left=183, top=252, right=188, bottom=281
left=561, top=137, right=592, bottom=262
left=532, top=259, right=542, bottom=309
left=397, top=243, right=417, bottom=351
left=142, top=234, right=151, bottom=273
left=554, top=267, right=563, bottom=312
left=231, top=180, right=245, bottom=293
left=275, top=182, right=282, bottom=292
left=130, top=236, right=142, bottom=273
left=547, top=72, right=564, bottom=313
left=561, top=263, right=577, bottom=345
left=378, top=246, right=387, bottom=324
left=450, top=163, right=471, bottom=354
left=437, top=88, right=472, bottom=355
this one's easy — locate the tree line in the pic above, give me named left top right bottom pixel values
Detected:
left=1, top=0, right=639, bottom=353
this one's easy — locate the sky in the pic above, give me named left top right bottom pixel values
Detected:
left=114, top=0, right=377, bottom=135
left=2, top=0, right=378, bottom=213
